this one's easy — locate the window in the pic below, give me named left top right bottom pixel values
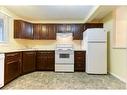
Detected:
left=0, top=19, right=4, bottom=41
left=0, top=12, right=9, bottom=43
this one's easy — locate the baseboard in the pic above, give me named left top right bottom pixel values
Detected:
left=110, top=72, right=127, bottom=83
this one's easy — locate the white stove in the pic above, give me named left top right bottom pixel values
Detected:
left=55, top=44, right=74, bottom=72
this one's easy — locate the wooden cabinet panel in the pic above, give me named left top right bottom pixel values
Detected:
left=24, top=22, right=33, bottom=39
left=22, top=51, right=36, bottom=74
left=14, top=20, right=33, bottom=39
left=33, top=24, right=56, bottom=40
left=33, top=24, right=40, bottom=39
left=5, top=52, right=22, bottom=84
left=74, top=51, right=86, bottom=72
left=73, top=24, right=84, bottom=40
left=47, top=24, right=56, bottom=39
left=40, top=24, right=47, bottom=39
left=14, top=20, right=22, bottom=38
left=36, top=51, right=55, bottom=71
left=14, top=19, right=103, bottom=40
left=84, top=23, right=103, bottom=30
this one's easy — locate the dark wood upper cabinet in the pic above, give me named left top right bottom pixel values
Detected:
left=22, top=51, right=36, bottom=74
left=33, top=24, right=56, bottom=40
left=36, top=51, right=55, bottom=71
left=33, top=24, right=42, bottom=39
left=56, top=24, right=72, bottom=33
left=56, top=24, right=84, bottom=40
left=72, top=24, right=84, bottom=40
left=4, top=52, right=22, bottom=84
left=14, top=20, right=33, bottom=39
left=47, top=24, right=56, bottom=39
left=84, top=23, right=103, bottom=30
left=14, top=19, right=103, bottom=40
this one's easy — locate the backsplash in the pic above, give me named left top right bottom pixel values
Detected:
left=15, top=39, right=82, bottom=50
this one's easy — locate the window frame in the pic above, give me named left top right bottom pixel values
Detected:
left=0, top=12, right=9, bottom=43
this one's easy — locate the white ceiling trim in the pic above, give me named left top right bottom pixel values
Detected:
left=84, top=6, right=100, bottom=22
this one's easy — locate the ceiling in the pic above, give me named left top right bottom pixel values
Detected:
left=4, top=6, right=94, bottom=22
left=86, top=6, right=116, bottom=22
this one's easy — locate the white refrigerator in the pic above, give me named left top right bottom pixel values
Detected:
left=82, top=28, right=107, bottom=74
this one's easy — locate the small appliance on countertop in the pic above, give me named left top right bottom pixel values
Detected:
left=55, top=44, right=74, bottom=72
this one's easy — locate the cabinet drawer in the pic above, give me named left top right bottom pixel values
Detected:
left=74, top=51, right=85, bottom=56
left=5, top=52, right=21, bottom=63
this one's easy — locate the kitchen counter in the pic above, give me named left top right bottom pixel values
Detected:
left=74, top=49, right=86, bottom=51
left=0, top=48, right=86, bottom=53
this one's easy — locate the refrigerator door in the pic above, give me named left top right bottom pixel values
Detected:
left=86, top=28, right=107, bottom=42
left=86, top=42, right=107, bottom=74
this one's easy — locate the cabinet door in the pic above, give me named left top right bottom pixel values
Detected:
left=36, top=52, right=47, bottom=70
left=56, top=24, right=66, bottom=33
left=56, top=24, right=72, bottom=33
left=36, top=51, right=55, bottom=71
left=84, top=23, right=103, bottom=30
left=33, top=24, right=48, bottom=40
left=33, top=24, right=41, bottom=39
left=14, top=20, right=33, bottom=39
left=46, top=52, right=55, bottom=71
left=73, top=24, right=84, bottom=40
left=74, top=51, right=86, bottom=72
left=5, top=61, right=21, bottom=84
left=24, top=22, right=33, bottom=39
left=22, top=51, right=36, bottom=74
left=14, top=20, right=23, bottom=38
left=5, top=52, right=22, bottom=84
left=40, top=24, right=48, bottom=39
left=47, top=24, right=56, bottom=40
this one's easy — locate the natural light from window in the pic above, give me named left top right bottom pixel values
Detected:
left=0, top=12, right=9, bottom=43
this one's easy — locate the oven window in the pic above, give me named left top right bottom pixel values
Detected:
left=59, top=54, right=70, bottom=58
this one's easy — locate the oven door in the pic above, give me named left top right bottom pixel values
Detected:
left=55, top=50, right=74, bottom=64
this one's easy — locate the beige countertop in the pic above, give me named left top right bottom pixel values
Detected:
left=0, top=48, right=86, bottom=53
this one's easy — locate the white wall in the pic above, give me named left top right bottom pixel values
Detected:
left=0, top=7, right=82, bottom=52
left=102, top=7, right=127, bottom=83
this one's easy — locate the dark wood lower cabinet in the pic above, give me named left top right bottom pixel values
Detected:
left=4, top=52, right=22, bottom=84
left=4, top=50, right=86, bottom=86
left=74, top=51, right=86, bottom=72
left=36, top=51, right=55, bottom=71
left=22, top=51, right=36, bottom=74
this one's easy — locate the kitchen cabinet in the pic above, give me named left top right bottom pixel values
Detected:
left=56, top=24, right=72, bottom=33
left=14, top=20, right=33, bottom=39
left=47, top=24, right=56, bottom=39
left=33, top=24, right=56, bottom=40
left=33, top=24, right=84, bottom=40
left=84, top=23, right=103, bottom=30
left=36, top=51, right=55, bottom=71
left=72, top=24, right=84, bottom=40
left=14, top=19, right=103, bottom=40
left=74, top=51, right=86, bottom=72
left=4, top=52, right=22, bottom=84
left=56, top=24, right=84, bottom=40
left=22, top=51, right=36, bottom=74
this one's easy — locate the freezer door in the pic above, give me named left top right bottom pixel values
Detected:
left=86, top=29, right=107, bottom=42
left=86, top=43, right=107, bottom=74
